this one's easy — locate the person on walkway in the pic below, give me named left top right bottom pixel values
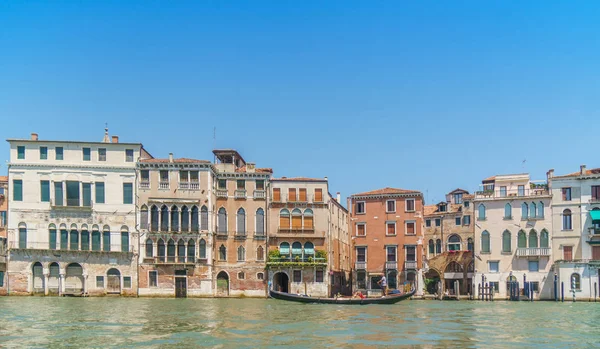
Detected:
left=377, top=276, right=388, bottom=296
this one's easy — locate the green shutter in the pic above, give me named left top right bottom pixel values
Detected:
left=66, top=181, right=80, bottom=206
left=13, top=180, right=23, bottom=201
left=54, top=182, right=63, bottom=206
left=123, top=183, right=133, bottom=204
left=40, top=147, right=48, bottom=160
left=121, top=232, right=129, bottom=252
left=40, top=180, right=50, bottom=202
left=60, top=230, right=68, bottom=250
left=55, top=147, right=63, bottom=160
left=103, top=231, right=111, bottom=251
left=17, top=146, right=25, bottom=159
left=49, top=229, right=57, bottom=250
left=83, top=148, right=91, bottom=161
left=81, top=231, right=89, bottom=250
left=19, top=227, right=27, bottom=248
left=82, top=183, right=91, bottom=206
left=95, top=182, right=105, bottom=204
left=92, top=231, right=101, bottom=251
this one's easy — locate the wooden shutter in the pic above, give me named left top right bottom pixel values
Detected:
left=592, top=246, right=600, bottom=260
left=407, top=222, right=415, bottom=235
left=387, top=223, right=395, bottom=235
left=304, top=215, right=313, bottom=229
left=289, top=188, right=296, bottom=202
left=279, top=215, right=290, bottom=229
left=563, top=246, right=572, bottom=261
left=357, top=224, right=365, bottom=236
left=292, top=215, right=302, bottom=229
left=273, top=188, right=281, bottom=202
left=315, top=189, right=323, bottom=202
left=299, top=188, right=307, bottom=202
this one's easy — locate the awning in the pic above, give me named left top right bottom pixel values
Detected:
left=280, top=246, right=290, bottom=255
left=292, top=246, right=302, bottom=254
left=590, top=210, right=600, bottom=222
left=304, top=246, right=315, bottom=255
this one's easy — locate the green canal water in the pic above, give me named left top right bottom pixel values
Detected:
left=0, top=298, right=598, bottom=348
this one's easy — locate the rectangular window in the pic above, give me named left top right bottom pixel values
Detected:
left=289, top=188, right=297, bottom=201
left=13, top=180, right=23, bottom=201
left=405, top=199, right=415, bottom=212
left=256, top=180, right=264, bottom=190
left=488, top=261, right=499, bottom=273
left=160, top=170, right=169, bottom=183
left=149, top=271, right=158, bottom=287
left=123, top=276, right=132, bottom=289
left=54, top=182, right=63, bottom=206
left=455, top=217, right=461, bottom=226
left=499, top=186, right=507, bottom=197
left=356, top=223, right=366, bottom=236
left=98, top=148, right=106, bottom=161
left=40, top=146, right=48, bottom=160
left=386, top=246, right=397, bottom=262
left=299, top=188, right=307, bottom=202
left=592, top=186, right=600, bottom=201
left=40, top=180, right=50, bottom=202
left=66, top=181, right=80, bottom=206
left=528, top=260, right=539, bottom=272
left=273, top=188, right=281, bottom=201
left=356, top=247, right=366, bottom=262
left=453, top=193, right=463, bottom=204
left=489, top=282, right=499, bottom=293
left=463, top=215, right=471, bottom=225
left=55, top=147, right=63, bottom=160
left=125, top=149, right=134, bottom=162
left=386, top=200, right=396, bottom=213
left=96, top=276, right=104, bottom=288
left=82, top=183, right=91, bottom=207
left=293, top=270, right=302, bottom=283
left=0, top=271, right=4, bottom=287
left=141, top=170, right=149, bottom=182
left=188, top=172, right=199, bottom=185
left=439, top=204, right=447, bottom=212
left=83, top=148, right=91, bottom=161
left=563, top=246, right=573, bottom=261
left=562, top=188, right=571, bottom=201
left=435, top=218, right=441, bottom=227
left=237, top=179, right=245, bottom=189
left=425, top=219, right=431, bottom=227
left=0, top=211, right=6, bottom=227
left=518, top=185, right=525, bottom=196
left=95, top=182, right=105, bottom=204
left=356, top=201, right=365, bottom=214
left=218, top=179, right=226, bottom=189
left=386, top=222, right=396, bottom=235
left=406, top=246, right=416, bottom=261
left=17, top=146, right=25, bottom=159
left=405, top=221, right=415, bottom=235
left=316, top=270, right=324, bottom=283
left=464, top=201, right=470, bottom=208
left=123, top=183, right=133, bottom=204
left=314, top=188, right=323, bottom=202
left=531, top=281, right=539, bottom=292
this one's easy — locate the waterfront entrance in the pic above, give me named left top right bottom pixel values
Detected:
left=216, top=271, right=229, bottom=296
left=175, top=270, right=187, bottom=298
left=48, top=263, right=60, bottom=295
left=106, top=268, right=121, bottom=294
left=32, top=262, right=44, bottom=294
left=273, top=272, right=289, bottom=293
left=65, top=263, right=84, bottom=295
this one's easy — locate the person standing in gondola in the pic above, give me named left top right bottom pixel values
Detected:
left=377, top=276, right=388, bottom=296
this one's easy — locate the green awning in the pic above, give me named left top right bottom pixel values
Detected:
left=590, top=210, right=600, bottom=222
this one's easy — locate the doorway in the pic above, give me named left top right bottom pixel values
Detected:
left=175, top=269, right=187, bottom=298
left=216, top=271, right=229, bottom=296
left=106, top=268, right=121, bottom=294
left=32, top=262, right=44, bottom=294
left=65, top=263, right=84, bottom=294
left=273, top=272, right=289, bottom=293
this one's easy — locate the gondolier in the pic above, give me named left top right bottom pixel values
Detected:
left=377, top=276, right=388, bottom=296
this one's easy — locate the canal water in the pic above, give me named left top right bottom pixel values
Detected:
left=0, top=298, right=598, bottom=348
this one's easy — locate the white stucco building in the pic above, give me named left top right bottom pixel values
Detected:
left=6, top=131, right=150, bottom=296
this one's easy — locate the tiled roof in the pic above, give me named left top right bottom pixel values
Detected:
left=234, top=166, right=273, bottom=174
left=273, top=177, right=326, bottom=182
left=424, top=203, right=462, bottom=217
left=553, top=168, right=600, bottom=179
left=353, top=187, right=421, bottom=196
left=482, top=175, right=496, bottom=181
left=0, top=176, right=7, bottom=181
left=140, top=158, right=210, bottom=164
left=448, top=188, right=469, bottom=194
left=463, top=194, right=474, bottom=200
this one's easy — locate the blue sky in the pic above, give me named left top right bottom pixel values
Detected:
left=1, top=1, right=598, bottom=204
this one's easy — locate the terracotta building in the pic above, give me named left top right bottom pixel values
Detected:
left=212, top=149, right=272, bottom=297
left=423, top=188, right=474, bottom=297
left=349, top=187, right=424, bottom=296
left=136, top=154, right=214, bottom=297
left=0, top=176, right=7, bottom=294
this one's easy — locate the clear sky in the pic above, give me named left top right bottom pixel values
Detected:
left=1, top=1, right=598, bottom=204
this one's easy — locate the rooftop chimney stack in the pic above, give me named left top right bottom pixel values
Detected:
left=547, top=169, right=554, bottom=180
left=581, top=165, right=587, bottom=175
left=169, top=153, right=174, bottom=163
left=31, top=133, right=38, bottom=141
left=246, top=162, right=256, bottom=173
left=337, top=192, right=341, bottom=203
left=112, top=135, right=119, bottom=143
left=324, top=176, right=328, bottom=181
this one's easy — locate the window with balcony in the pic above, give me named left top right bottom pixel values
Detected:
left=167, top=239, right=176, bottom=262
left=145, top=238, right=153, bottom=257
left=98, top=148, right=106, bottom=161
left=40, top=180, right=50, bottom=202
left=279, top=209, right=290, bottom=229
left=157, top=239, right=166, bottom=262
left=92, top=228, right=101, bottom=251
left=478, top=204, right=486, bottom=220
left=405, top=199, right=415, bottom=212
left=288, top=188, right=297, bottom=202
left=170, top=206, right=179, bottom=232
left=191, top=206, right=199, bottom=232
left=540, top=230, right=549, bottom=248
left=481, top=231, right=490, bottom=253
left=386, top=222, right=396, bottom=235
left=504, top=203, right=512, bottom=219
left=66, top=181, right=80, bottom=206
left=102, top=226, right=111, bottom=252
left=160, top=171, right=169, bottom=189
left=314, top=188, right=323, bottom=202
left=563, top=245, right=573, bottom=261
left=237, top=179, right=245, bottom=190
left=356, top=247, right=366, bottom=263
left=218, top=179, right=227, bottom=189
left=518, top=230, right=526, bottom=248
left=386, top=246, right=396, bottom=263
left=500, top=186, right=507, bottom=197
left=529, top=230, right=538, bottom=248
left=502, top=230, right=511, bottom=253
left=448, top=234, right=461, bottom=251
left=562, top=187, right=571, bottom=201
left=291, top=209, right=302, bottom=229
left=299, top=188, right=307, bottom=202
left=406, top=245, right=416, bottom=262
left=356, top=223, right=366, bottom=236
left=40, top=146, right=48, bottom=160
left=386, top=200, right=396, bottom=213
left=83, top=148, right=91, bottom=161
left=160, top=205, right=169, bottom=231
left=256, top=180, right=264, bottom=190
left=125, top=149, right=134, bottom=162
left=82, top=183, right=91, bottom=207
left=488, top=261, right=499, bottom=273
left=518, top=185, right=525, bottom=196
left=405, top=221, right=416, bottom=235
left=17, top=146, right=25, bottom=159
left=13, top=180, right=23, bottom=201
left=562, top=209, right=572, bottom=230
left=356, top=201, right=365, bottom=214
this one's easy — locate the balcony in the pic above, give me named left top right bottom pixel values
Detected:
left=589, top=197, right=600, bottom=204
left=9, top=242, right=134, bottom=253
left=253, top=190, right=266, bottom=199
left=159, top=181, right=169, bottom=190
left=140, top=181, right=150, bottom=189
left=385, top=261, right=398, bottom=270
left=234, top=190, right=247, bottom=199
left=179, top=182, right=200, bottom=190
left=267, top=255, right=327, bottom=267
left=475, top=187, right=549, bottom=199
left=277, top=227, right=315, bottom=235
left=234, top=232, right=247, bottom=240
left=253, top=233, right=266, bottom=240
left=216, top=189, right=228, bottom=198
left=215, top=231, right=229, bottom=239
left=50, top=199, right=93, bottom=213
left=516, top=247, right=551, bottom=257
left=405, top=261, right=417, bottom=270
left=355, top=262, right=367, bottom=270
left=151, top=256, right=196, bottom=265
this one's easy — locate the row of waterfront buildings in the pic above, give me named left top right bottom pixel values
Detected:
left=0, top=131, right=598, bottom=300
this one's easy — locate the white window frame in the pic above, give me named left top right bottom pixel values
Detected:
left=488, top=261, right=499, bottom=273
left=356, top=222, right=366, bottom=236
left=123, top=276, right=132, bottom=289
left=386, top=199, right=396, bottom=213
left=405, top=198, right=415, bottom=212
left=356, top=246, right=367, bottom=263
left=96, top=275, right=104, bottom=288
left=356, top=201, right=366, bottom=214
left=405, top=245, right=417, bottom=262
left=148, top=270, right=158, bottom=288
left=405, top=220, right=416, bottom=235
left=385, top=221, right=396, bottom=236
left=256, top=272, right=264, bottom=280
left=315, top=269, right=325, bottom=283
left=386, top=246, right=397, bottom=262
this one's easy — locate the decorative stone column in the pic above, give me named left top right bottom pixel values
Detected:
left=43, top=268, right=50, bottom=296
left=59, top=269, right=66, bottom=296
left=82, top=271, right=88, bottom=296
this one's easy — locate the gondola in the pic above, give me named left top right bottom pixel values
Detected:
left=269, top=289, right=415, bottom=304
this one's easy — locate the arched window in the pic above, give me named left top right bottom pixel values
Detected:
left=478, top=204, right=486, bottom=220
left=157, top=239, right=166, bottom=262
left=448, top=235, right=461, bottom=251
left=521, top=203, right=529, bottom=220
left=291, top=209, right=302, bottom=229
left=518, top=230, right=527, bottom=248
left=529, top=230, right=538, bottom=248
left=81, top=225, right=89, bottom=251
left=563, top=209, right=572, bottom=230
left=292, top=241, right=302, bottom=259
left=238, top=271, right=245, bottom=280
left=187, top=239, right=195, bottom=262
left=199, top=239, right=207, bottom=259
left=191, top=206, right=199, bottom=232
left=304, top=242, right=315, bottom=257
left=504, top=203, right=512, bottom=219
left=481, top=231, right=490, bottom=253
left=428, top=239, right=435, bottom=254
left=570, top=273, right=581, bottom=290
left=218, top=208, right=227, bottom=234
left=167, top=239, right=176, bottom=262
left=537, top=201, right=544, bottom=218
left=256, top=245, right=265, bottom=261
left=18, top=222, right=27, bottom=249
left=435, top=239, right=442, bottom=254
left=150, top=205, right=159, bottom=231
left=256, top=208, right=265, bottom=235
left=170, top=206, right=179, bottom=232
left=530, top=202, right=537, bottom=218
left=59, top=223, right=68, bottom=250
left=237, top=208, right=246, bottom=235
left=467, top=238, right=474, bottom=252
left=160, top=205, right=169, bottom=231
left=92, top=225, right=101, bottom=251
left=540, top=229, right=549, bottom=248
left=200, top=206, right=208, bottom=230
left=219, top=245, right=227, bottom=261
left=177, top=239, right=186, bottom=262
left=237, top=246, right=246, bottom=261
left=145, top=238, right=153, bottom=257
left=279, top=209, right=290, bottom=229
left=140, top=205, right=149, bottom=230
left=49, top=224, right=57, bottom=250
left=279, top=242, right=290, bottom=257
left=181, top=206, right=189, bottom=232
left=502, top=230, right=511, bottom=253
left=304, top=209, right=314, bottom=229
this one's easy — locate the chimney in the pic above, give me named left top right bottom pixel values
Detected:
left=324, top=176, right=328, bottom=181
left=581, top=164, right=586, bottom=175
left=112, top=135, right=119, bottom=143
left=337, top=192, right=341, bottom=203
left=281, top=176, right=287, bottom=179
left=547, top=169, right=554, bottom=180
left=169, top=153, right=174, bottom=163
left=246, top=162, right=256, bottom=173
left=31, top=133, right=38, bottom=141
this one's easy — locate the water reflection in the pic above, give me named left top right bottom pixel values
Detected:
left=0, top=298, right=598, bottom=348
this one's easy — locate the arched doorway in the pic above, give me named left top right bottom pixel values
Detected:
left=48, top=262, right=60, bottom=295
left=32, top=262, right=44, bottom=294
left=106, top=268, right=121, bottom=294
left=65, top=263, right=84, bottom=295
left=273, top=272, right=289, bottom=293
left=424, top=269, right=440, bottom=295
left=216, top=271, right=229, bottom=296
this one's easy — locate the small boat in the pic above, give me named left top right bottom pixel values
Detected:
left=269, top=289, right=415, bottom=305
